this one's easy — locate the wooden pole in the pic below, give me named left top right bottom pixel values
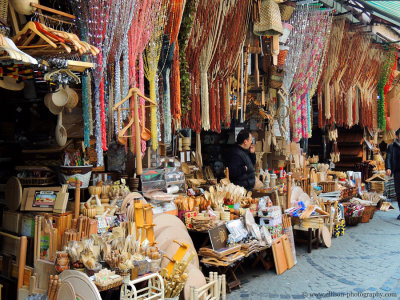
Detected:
left=134, top=92, right=143, bottom=175
left=255, top=53, right=260, bottom=88
left=236, top=64, right=240, bottom=119
left=74, top=180, right=81, bottom=219
left=287, top=174, right=292, bottom=209
left=17, top=236, right=27, bottom=291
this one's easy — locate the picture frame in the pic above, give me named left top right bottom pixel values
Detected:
left=21, top=187, right=61, bottom=212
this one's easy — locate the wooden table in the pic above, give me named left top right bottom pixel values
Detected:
left=293, top=227, right=320, bottom=253
left=250, top=246, right=273, bottom=270
left=201, top=258, right=244, bottom=293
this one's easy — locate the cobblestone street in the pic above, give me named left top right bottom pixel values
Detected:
left=228, top=208, right=400, bottom=300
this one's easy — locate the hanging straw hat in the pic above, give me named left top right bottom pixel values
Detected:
left=0, top=76, right=24, bottom=91
left=51, top=87, right=68, bottom=107
left=254, top=0, right=283, bottom=37
left=64, top=86, right=79, bottom=111
left=9, top=0, right=38, bottom=15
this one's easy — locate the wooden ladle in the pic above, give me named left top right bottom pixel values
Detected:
left=55, top=110, right=67, bottom=146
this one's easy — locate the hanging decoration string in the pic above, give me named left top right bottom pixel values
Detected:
left=143, top=0, right=168, bottom=151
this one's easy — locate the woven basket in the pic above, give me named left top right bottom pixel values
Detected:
left=254, top=0, right=283, bottom=36
left=269, top=66, right=284, bottom=88
left=277, top=49, right=288, bottom=67
left=345, top=215, right=362, bottom=226
left=95, top=279, right=122, bottom=292
left=279, top=2, right=295, bottom=22
left=361, top=206, right=375, bottom=223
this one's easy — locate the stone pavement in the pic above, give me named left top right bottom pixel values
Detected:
left=228, top=208, right=400, bottom=300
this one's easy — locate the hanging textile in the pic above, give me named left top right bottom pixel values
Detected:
left=110, top=0, right=137, bottom=137
left=86, top=0, right=120, bottom=166
left=127, top=0, right=158, bottom=154
left=377, top=46, right=398, bottom=130
left=71, top=0, right=91, bottom=148
left=178, top=0, right=199, bottom=128
left=185, top=0, right=218, bottom=132
left=288, top=6, right=333, bottom=142
left=208, top=0, right=251, bottom=132
left=144, top=0, right=169, bottom=151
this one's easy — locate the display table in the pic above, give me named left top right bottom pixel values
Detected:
left=201, top=257, right=244, bottom=293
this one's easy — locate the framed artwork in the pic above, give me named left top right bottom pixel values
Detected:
left=208, top=224, right=228, bottom=251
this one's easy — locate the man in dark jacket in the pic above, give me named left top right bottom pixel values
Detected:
left=226, top=129, right=256, bottom=190
left=386, top=128, right=400, bottom=219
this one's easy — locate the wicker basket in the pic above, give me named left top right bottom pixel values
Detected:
left=95, top=279, right=123, bottom=292
left=269, top=66, right=284, bottom=88
left=19, top=176, right=57, bottom=186
left=345, top=215, right=362, bottom=226
left=361, top=206, right=375, bottom=223
left=254, top=0, right=283, bottom=36
left=279, top=2, right=295, bottom=21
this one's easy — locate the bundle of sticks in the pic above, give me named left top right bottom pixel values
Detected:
left=62, top=216, right=97, bottom=248
left=282, top=214, right=292, bottom=228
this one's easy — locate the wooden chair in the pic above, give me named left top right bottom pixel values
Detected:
left=190, top=272, right=226, bottom=300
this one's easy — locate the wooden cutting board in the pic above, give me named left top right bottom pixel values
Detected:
left=5, top=176, right=22, bottom=211
left=272, top=237, right=288, bottom=275
left=53, top=184, right=69, bottom=214
left=281, top=234, right=294, bottom=269
left=320, top=225, right=332, bottom=248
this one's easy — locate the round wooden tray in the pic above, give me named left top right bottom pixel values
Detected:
left=59, top=270, right=101, bottom=300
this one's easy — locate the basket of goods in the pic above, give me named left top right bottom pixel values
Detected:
left=344, top=204, right=364, bottom=226
left=94, top=269, right=122, bottom=292
left=361, top=206, right=376, bottom=223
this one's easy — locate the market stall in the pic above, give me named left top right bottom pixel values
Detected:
left=0, top=0, right=398, bottom=299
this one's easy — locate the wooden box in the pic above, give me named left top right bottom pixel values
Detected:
left=2, top=211, right=22, bottom=234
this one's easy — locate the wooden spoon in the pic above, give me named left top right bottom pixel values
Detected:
left=55, top=110, right=67, bottom=147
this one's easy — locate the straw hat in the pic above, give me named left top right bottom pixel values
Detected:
left=0, top=76, right=24, bottom=91
left=254, top=0, right=283, bottom=36
left=64, top=86, right=79, bottom=111
left=9, top=0, right=38, bottom=15
left=52, top=87, right=68, bottom=107
left=44, top=91, right=64, bottom=115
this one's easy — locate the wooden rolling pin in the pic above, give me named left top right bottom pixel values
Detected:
left=74, top=180, right=81, bottom=219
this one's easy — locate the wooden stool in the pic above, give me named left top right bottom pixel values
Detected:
left=293, top=226, right=320, bottom=253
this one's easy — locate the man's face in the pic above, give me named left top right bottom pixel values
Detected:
left=242, top=134, right=252, bottom=149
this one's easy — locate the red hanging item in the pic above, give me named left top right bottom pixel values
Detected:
left=171, top=44, right=181, bottom=123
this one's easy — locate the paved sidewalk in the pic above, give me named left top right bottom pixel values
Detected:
left=228, top=209, right=400, bottom=300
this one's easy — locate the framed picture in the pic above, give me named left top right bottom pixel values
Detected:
left=208, top=224, right=228, bottom=251
left=22, top=187, right=61, bottom=212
